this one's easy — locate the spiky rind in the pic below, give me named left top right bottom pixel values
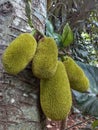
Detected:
left=2, top=33, right=37, bottom=75
left=32, top=37, right=58, bottom=79
left=63, top=56, right=89, bottom=92
left=40, top=61, right=72, bottom=120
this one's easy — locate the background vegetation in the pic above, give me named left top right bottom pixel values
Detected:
left=46, top=0, right=98, bottom=129
left=47, top=0, right=98, bottom=65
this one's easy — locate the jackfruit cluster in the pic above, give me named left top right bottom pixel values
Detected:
left=2, top=33, right=37, bottom=75
left=63, top=56, right=89, bottom=92
left=40, top=61, right=72, bottom=120
left=32, top=37, right=58, bottom=79
left=2, top=32, right=90, bottom=121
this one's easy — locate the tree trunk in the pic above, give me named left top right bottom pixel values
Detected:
left=0, top=0, right=47, bottom=130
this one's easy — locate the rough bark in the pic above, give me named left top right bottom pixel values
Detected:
left=0, top=0, right=46, bottom=130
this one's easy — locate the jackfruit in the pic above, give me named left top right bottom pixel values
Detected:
left=63, top=56, right=89, bottom=92
left=32, top=37, right=58, bottom=79
left=40, top=61, right=72, bottom=120
left=2, top=33, right=37, bottom=75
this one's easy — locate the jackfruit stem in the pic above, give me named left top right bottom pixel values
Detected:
left=60, top=56, right=65, bottom=62
left=60, top=56, right=71, bottom=62
left=33, top=29, right=45, bottom=42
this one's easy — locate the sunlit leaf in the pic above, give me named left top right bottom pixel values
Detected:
left=62, top=23, right=74, bottom=47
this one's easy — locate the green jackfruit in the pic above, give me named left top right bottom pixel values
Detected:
left=2, top=33, right=37, bottom=75
left=32, top=37, right=58, bottom=79
left=63, top=56, right=89, bottom=92
left=40, top=61, right=72, bottom=120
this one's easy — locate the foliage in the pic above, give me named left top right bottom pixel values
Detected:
left=62, top=23, right=73, bottom=47
left=46, top=20, right=73, bottom=47
left=46, top=20, right=62, bottom=46
left=46, top=0, right=98, bottom=119
left=47, top=0, right=98, bottom=66
left=92, top=120, right=98, bottom=129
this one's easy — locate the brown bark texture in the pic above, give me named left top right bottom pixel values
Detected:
left=0, top=0, right=47, bottom=130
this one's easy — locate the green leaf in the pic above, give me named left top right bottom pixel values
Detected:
left=53, top=33, right=62, bottom=46
left=46, top=30, right=53, bottom=37
left=46, top=20, right=54, bottom=34
left=62, top=23, right=69, bottom=42
left=62, top=23, right=73, bottom=47
left=46, top=20, right=62, bottom=47
left=92, top=120, right=98, bottom=129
